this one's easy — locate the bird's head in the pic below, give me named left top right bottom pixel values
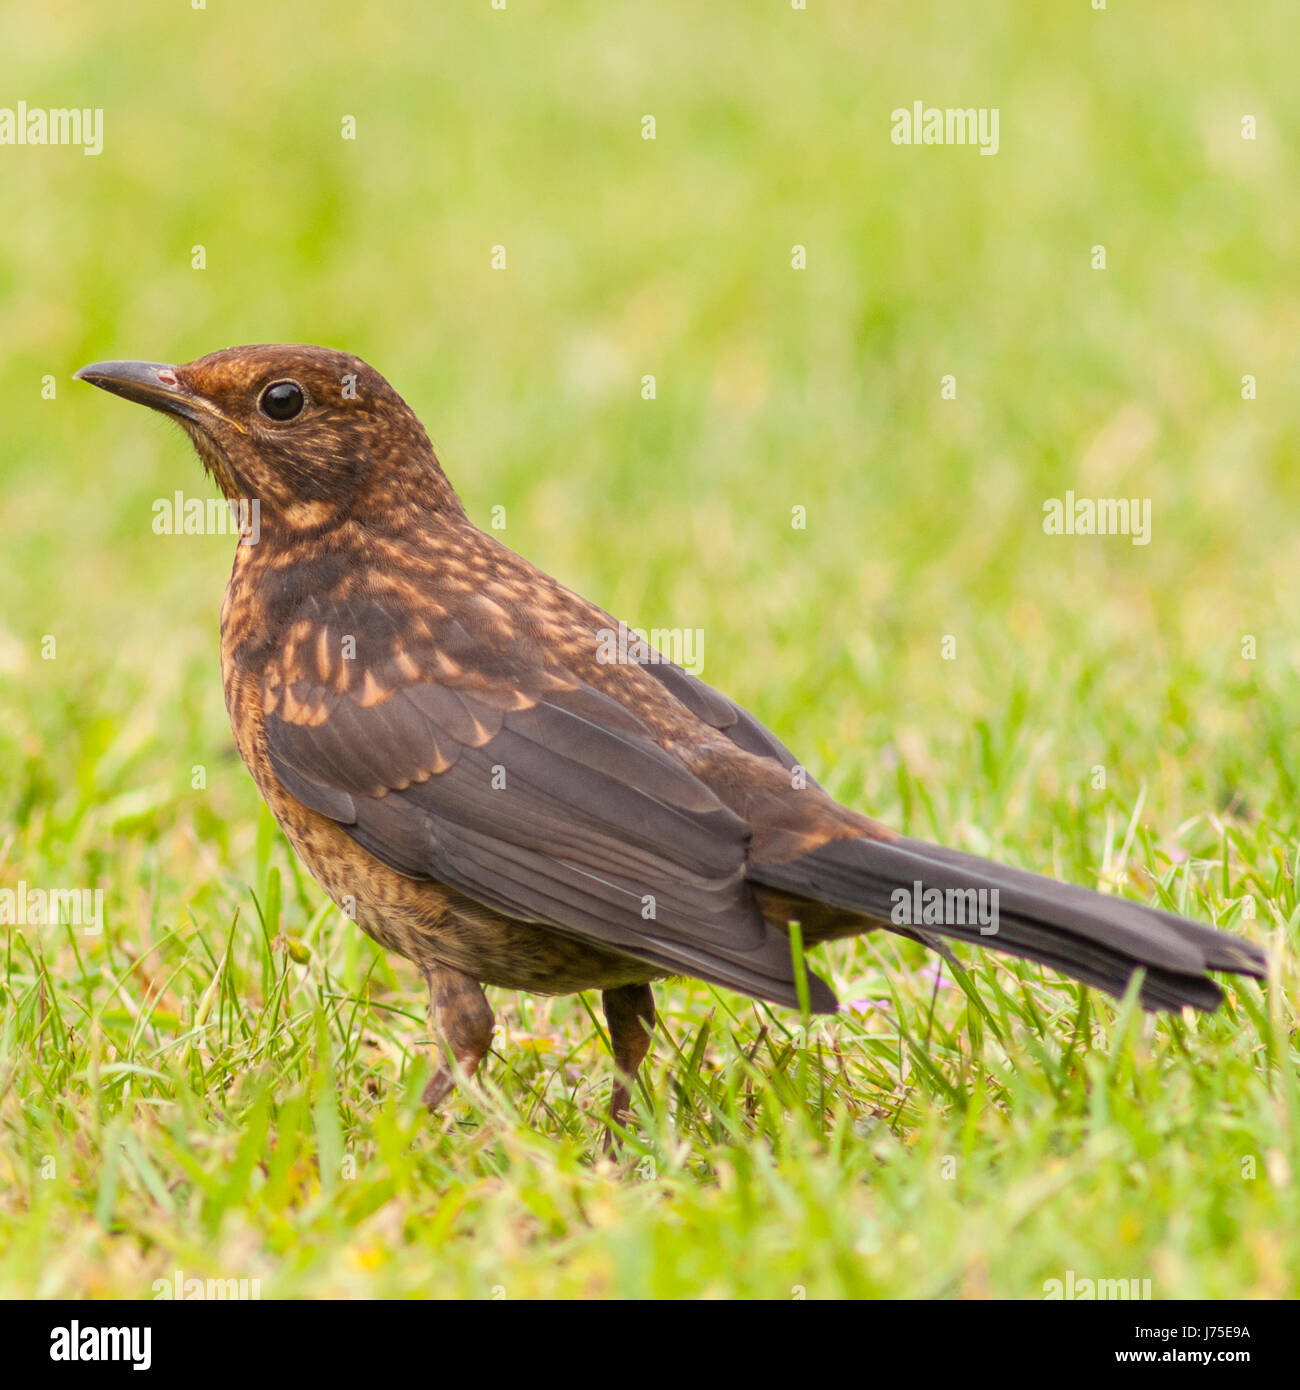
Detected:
left=75, top=344, right=464, bottom=532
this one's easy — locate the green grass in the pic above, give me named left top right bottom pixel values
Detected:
left=1, top=0, right=1298, bottom=1298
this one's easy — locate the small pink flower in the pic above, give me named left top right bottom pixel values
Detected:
left=842, top=997, right=891, bottom=1016
left=919, top=965, right=957, bottom=990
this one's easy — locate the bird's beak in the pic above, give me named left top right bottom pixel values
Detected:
left=74, top=359, right=211, bottom=426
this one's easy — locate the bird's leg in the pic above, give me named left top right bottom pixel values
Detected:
left=601, top=983, right=655, bottom=1149
left=421, top=964, right=494, bottom=1111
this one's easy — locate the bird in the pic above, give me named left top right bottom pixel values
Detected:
left=76, top=345, right=1268, bottom=1139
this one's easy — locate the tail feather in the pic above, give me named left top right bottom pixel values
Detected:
left=750, top=835, right=1267, bottom=1012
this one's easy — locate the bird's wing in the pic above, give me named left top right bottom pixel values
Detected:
left=639, top=660, right=820, bottom=785
left=259, top=591, right=835, bottom=1010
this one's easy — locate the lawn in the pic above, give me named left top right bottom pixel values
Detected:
left=0, top=0, right=1297, bottom=1298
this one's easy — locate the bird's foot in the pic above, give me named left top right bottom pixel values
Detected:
left=422, top=964, right=494, bottom=1112
left=601, top=983, right=655, bottom=1152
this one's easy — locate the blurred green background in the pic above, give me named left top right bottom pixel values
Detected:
left=1, top=1, right=1297, bottom=1299
left=5, top=1, right=1299, bottom=818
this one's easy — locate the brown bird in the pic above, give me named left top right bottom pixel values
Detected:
left=77, top=345, right=1267, bottom=1137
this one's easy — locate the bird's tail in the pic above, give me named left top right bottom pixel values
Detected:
left=750, top=834, right=1267, bottom=1012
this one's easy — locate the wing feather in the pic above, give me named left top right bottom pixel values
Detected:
left=262, top=628, right=835, bottom=1010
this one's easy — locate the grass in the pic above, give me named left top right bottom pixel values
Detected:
left=1, top=0, right=1298, bottom=1298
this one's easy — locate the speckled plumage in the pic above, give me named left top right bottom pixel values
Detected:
left=78, top=344, right=1268, bottom=1138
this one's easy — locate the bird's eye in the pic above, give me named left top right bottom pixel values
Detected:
left=258, top=380, right=305, bottom=421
